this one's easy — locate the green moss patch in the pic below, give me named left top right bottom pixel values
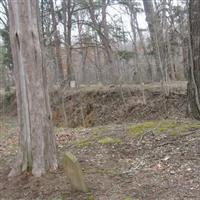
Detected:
left=123, top=197, right=132, bottom=200
left=128, top=121, right=157, bottom=136
left=128, top=120, right=200, bottom=136
left=87, top=196, right=95, bottom=200
left=75, top=139, right=92, bottom=148
left=95, top=168, right=120, bottom=176
left=98, top=136, right=121, bottom=145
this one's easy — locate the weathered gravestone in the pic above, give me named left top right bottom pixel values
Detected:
left=63, top=152, right=88, bottom=192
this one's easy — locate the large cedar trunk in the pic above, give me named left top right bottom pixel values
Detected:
left=188, top=0, right=200, bottom=119
left=8, top=0, right=57, bottom=177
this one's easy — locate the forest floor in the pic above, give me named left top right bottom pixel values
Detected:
left=0, top=82, right=200, bottom=200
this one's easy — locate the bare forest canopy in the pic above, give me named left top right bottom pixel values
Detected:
left=0, top=0, right=188, bottom=88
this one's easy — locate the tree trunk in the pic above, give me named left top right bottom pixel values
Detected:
left=50, top=0, right=64, bottom=82
left=88, top=0, right=114, bottom=65
left=142, top=0, right=163, bottom=81
left=63, top=0, right=74, bottom=86
left=188, top=0, right=200, bottom=119
left=131, top=14, right=142, bottom=84
left=182, top=37, right=189, bottom=80
left=101, top=0, right=112, bottom=64
left=76, top=11, right=87, bottom=83
left=66, top=0, right=74, bottom=85
left=135, top=14, right=152, bottom=82
left=8, top=0, right=57, bottom=177
left=94, top=32, right=103, bottom=82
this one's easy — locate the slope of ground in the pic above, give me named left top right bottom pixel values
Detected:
left=0, top=82, right=187, bottom=128
left=51, top=82, right=187, bottom=127
left=0, top=117, right=200, bottom=200
left=1, top=82, right=200, bottom=200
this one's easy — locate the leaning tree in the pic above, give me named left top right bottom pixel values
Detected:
left=188, top=0, right=200, bottom=119
left=8, top=0, right=57, bottom=177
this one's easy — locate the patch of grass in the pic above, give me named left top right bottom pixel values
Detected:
left=156, top=121, right=177, bottom=132
left=96, top=168, right=120, bottom=176
left=123, top=197, right=132, bottom=200
left=75, top=139, right=92, bottom=148
left=189, top=123, right=200, bottom=129
left=52, top=197, right=63, bottom=200
left=169, top=122, right=200, bottom=136
left=128, top=120, right=200, bottom=136
left=87, top=196, right=95, bottom=200
left=128, top=121, right=160, bottom=136
left=98, top=136, right=121, bottom=145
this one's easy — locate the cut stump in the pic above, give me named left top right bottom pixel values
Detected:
left=63, top=152, right=88, bottom=192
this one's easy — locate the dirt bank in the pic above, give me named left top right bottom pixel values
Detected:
left=51, top=83, right=187, bottom=127
left=0, top=82, right=188, bottom=128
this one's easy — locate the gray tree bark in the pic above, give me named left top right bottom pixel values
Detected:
left=66, top=0, right=73, bottom=84
left=142, top=0, right=163, bottom=81
left=76, top=11, right=87, bottom=83
left=188, top=0, right=200, bottom=119
left=50, top=0, right=64, bottom=81
left=8, top=0, right=57, bottom=177
left=88, top=0, right=113, bottom=64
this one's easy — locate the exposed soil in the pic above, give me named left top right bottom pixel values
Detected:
left=51, top=82, right=188, bottom=127
left=1, top=82, right=200, bottom=200
left=0, top=82, right=188, bottom=128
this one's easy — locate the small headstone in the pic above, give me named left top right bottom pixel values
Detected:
left=70, top=80, right=76, bottom=88
left=63, top=152, right=88, bottom=192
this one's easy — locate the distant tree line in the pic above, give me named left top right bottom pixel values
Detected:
left=0, top=0, right=189, bottom=87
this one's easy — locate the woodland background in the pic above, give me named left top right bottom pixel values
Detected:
left=0, top=0, right=188, bottom=88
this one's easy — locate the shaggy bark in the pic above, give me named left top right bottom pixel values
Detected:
left=8, top=0, right=57, bottom=177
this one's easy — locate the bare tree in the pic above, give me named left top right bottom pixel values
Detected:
left=75, top=11, right=89, bottom=83
left=50, top=0, right=64, bottom=81
left=87, top=0, right=114, bottom=64
left=125, top=0, right=152, bottom=81
left=63, top=0, right=75, bottom=86
left=142, top=0, right=163, bottom=81
left=0, top=0, right=13, bottom=88
left=187, top=0, right=200, bottom=119
left=8, top=0, right=57, bottom=177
